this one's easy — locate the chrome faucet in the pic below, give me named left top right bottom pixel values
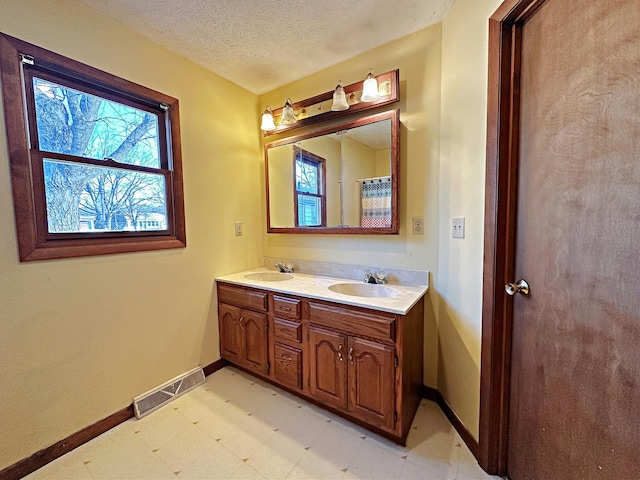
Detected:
left=275, top=262, right=294, bottom=273
left=364, top=270, right=387, bottom=284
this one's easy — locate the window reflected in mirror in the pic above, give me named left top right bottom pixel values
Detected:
left=294, top=148, right=326, bottom=227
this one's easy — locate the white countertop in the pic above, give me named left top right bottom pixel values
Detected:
left=215, top=268, right=428, bottom=315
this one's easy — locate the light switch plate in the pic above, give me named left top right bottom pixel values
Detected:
left=234, top=221, right=243, bottom=236
left=452, top=217, right=465, bottom=238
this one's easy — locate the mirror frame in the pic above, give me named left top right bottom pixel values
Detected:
left=265, top=109, right=400, bottom=234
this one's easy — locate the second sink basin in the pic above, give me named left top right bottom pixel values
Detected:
left=328, top=282, right=399, bottom=298
left=244, top=272, right=294, bottom=282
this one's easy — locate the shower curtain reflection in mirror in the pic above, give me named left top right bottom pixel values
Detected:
left=359, top=176, right=392, bottom=228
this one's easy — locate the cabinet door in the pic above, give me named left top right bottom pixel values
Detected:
left=241, top=310, right=268, bottom=375
left=219, top=303, right=242, bottom=364
left=348, top=337, right=395, bottom=430
left=309, top=327, right=347, bottom=410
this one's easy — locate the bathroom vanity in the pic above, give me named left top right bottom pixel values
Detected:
left=215, top=269, right=427, bottom=444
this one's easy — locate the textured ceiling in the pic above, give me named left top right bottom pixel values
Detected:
left=78, top=0, right=455, bottom=94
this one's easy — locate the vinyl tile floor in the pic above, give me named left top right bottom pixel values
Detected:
left=25, top=366, right=502, bottom=480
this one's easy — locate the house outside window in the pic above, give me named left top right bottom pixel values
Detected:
left=0, top=33, right=186, bottom=261
left=293, top=147, right=326, bottom=227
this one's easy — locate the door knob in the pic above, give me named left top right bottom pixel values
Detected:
left=505, top=279, right=530, bottom=296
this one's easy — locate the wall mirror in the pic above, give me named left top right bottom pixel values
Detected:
left=266, top=109, right=399, bottom=234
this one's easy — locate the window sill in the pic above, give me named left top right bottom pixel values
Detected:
left=21, top=236, right=186, bottom=262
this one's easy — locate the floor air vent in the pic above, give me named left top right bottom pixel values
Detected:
left=133, top=366, right=205, bottom=418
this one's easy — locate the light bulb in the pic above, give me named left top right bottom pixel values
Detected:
left=360, top=69, right=380, bottom=102
left=331, top=82, right=349, bottom=111
left=280, top=98, right=297, bottom=125
left=260, top=106, right=276, bottom=131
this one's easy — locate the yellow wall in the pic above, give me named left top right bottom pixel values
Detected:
left=260, top=25, right=443, bottom=391
left=0, top=0, right=263, bottom=469
left=376, top=149, right=391, bottom=177
left=341, top=136, right=377, bottom=226
left=438, top=0, right=503, bottom=439
left=267, top=144, right=295, bottom=227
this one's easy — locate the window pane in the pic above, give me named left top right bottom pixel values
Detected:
left=296, top=160, right=319, bottom=194
left=33, top=78, right=160, bottom=168
left=43, top=159, right=167, bottom=233
left=298, top=194, right=321, bottom=226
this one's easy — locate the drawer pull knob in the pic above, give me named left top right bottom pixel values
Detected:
left=279, top=328, right=291, bottom=335
left=281, top=355, right=293, bottom=361
left=349, top=347, right=354, bottom=364
left=337, top=344, right=344, bottom=362
left=280, top=306, right=292, bottom=311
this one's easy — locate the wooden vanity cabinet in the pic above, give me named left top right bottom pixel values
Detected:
left=307, top=326, right=394, bottom=431
left=216, top=280, right=424, bottom=444
left=218, top=284, right=269, bottom=376
left=308, top=302, right=397, bottom=432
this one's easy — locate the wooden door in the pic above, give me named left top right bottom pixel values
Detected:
left=219, top=303, right=242, bottom=364
left=241, top=310, right=268, bottom=375
left=505, top=1, right=640, bottom=478
left=308, top=327, right=347, bottom=409
left=347, top=337, right=395, bottom=431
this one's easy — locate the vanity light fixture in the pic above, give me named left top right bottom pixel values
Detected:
left=260, top=105, right=276, bottom=131
left=330, top=81, right=350, bottom=111
left=261, top=69, right=399, bottom=136
left=280, top=98, right=297, bottom=125
left=360, top=69, right=380, bottom=102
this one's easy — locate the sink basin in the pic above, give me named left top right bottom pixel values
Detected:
left=244, top=272, right=294, bottom=282
left=328, top=283, right=399, bottom=298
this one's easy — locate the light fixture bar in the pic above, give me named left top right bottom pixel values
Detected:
left=262, top=69, right=399, bottom=137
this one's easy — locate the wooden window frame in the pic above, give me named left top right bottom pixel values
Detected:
left=0, top=33, right=186, bottom=261
left=292, top=147, right=327, bottom=228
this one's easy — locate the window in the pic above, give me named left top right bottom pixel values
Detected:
left=293, top=147, right=326, bottom=227
left=0, top=34, right=186, bottom=261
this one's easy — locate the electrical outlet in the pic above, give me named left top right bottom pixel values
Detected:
left=412, top=216, right=424, bottom=235
left=234, top=221, right=243, bottom=236
left=452, top=217, right=465, bottom=238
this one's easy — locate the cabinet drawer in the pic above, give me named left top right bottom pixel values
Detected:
left=274, top=318, right=302, bottom=342
left=273, top=295, right=301, bottom=319
left=218, top=283, right=267, bottom=312
left=274, top=343, right=302, bottom=390
left=308, top=302, right=396, bottom=342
